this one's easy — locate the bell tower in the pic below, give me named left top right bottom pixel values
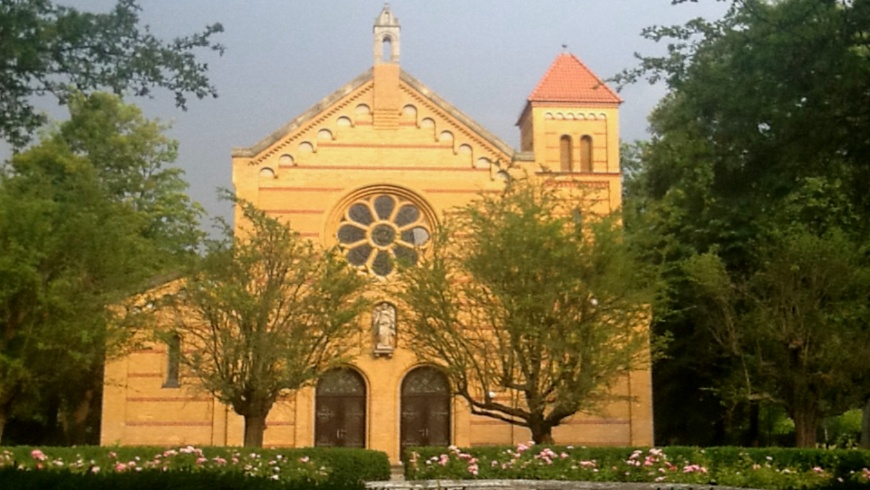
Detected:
left=373, top=3, right=400, bottom=64
left=372, top=4, right=401, bottom=127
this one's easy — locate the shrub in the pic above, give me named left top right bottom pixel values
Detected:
left=0, top=445, right=389, bottom=489
left=405, top=443, right=870, bottom=489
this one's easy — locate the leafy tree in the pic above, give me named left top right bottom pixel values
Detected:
left=398, top=178, right=657, bottom=444
left=620, top=0, right=870, bottom=445
left=0, top=0, right=223, bottom=147
left=165, top=199, right=369, bottom=447
left=683, top=229, right=870, bottom=447
left=0, top=93, right=201, bottom=444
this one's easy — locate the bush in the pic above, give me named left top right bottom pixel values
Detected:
left=0, top=445, right=389, bottom=489
left=0, top=467, right=352, bottom=489
left=405, top=443, right=870, bottom=489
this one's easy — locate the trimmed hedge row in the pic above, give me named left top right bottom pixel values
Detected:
left=0, top=445, right=390, bottom=489
left=405, top=444, right=870, bottom=489
left=0, top=468, right=312, bottom=490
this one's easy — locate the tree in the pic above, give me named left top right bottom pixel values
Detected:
left=0, top=93, right=202, bottom=444
left=398, top=178, right=656, bottom=444
left=166, top=199, right=369, bottom=447
left=0, top=0, right=223, bottom=147
left=620, top=0, right=870, bottom=445
left=683, top=229, right=870, bottom=447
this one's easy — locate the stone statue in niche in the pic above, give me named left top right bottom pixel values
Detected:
left=372, top=302, right=396, bottom=355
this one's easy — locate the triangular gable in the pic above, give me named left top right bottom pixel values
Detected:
left=231, top=69, right=374, bottom=160
left=232, top=69, right=516, bottom=164
left=399, top=71, right=515, bottom=159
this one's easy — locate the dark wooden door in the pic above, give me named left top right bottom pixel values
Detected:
left=401, top=367, right=450, bottom=452
left=315, top=368, right=366, bottom=448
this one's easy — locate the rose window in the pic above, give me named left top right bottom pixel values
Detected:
left=337, top=194, right=431, bottom=277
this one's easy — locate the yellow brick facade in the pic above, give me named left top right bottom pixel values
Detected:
left=101, top=6, right=652, bottom=462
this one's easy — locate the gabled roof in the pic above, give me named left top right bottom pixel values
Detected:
left=527, top=53, right=621, bottom=105
left=232, top=68, right=515, bottom=160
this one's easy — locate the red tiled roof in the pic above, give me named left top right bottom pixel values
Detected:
left=527, top=53, right=621, bottom=105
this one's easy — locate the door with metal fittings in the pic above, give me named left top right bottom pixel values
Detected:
left=315, top=368, right=366, bottom=448
left=400, top=366, right=450, bottom=452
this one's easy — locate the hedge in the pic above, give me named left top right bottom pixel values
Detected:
left=0, top=445, right=390, bottom=489
left=405, top=444, right=870, bottom=489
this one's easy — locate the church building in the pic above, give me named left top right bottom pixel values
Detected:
left=101, top=5, right=652, bottom=462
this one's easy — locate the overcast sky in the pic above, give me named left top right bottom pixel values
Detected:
left=21, top=1, right=729, bottom=226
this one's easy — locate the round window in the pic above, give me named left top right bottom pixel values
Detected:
left=336, top=194, right=431, bottom=277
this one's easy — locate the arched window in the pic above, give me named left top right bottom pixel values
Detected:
left=559, top=135, right=573, bottom=172
left=580, top=135, right=593, bottom=172
left=382, top=36, right=393, bottom=62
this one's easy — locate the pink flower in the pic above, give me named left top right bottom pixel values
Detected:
left=90, top=466, right=100, bottom=474
left=108, top=451, right=117, bottom=459
left=115, top=462, right=127, bottom=472
left=196, top=457, right=207, bottom=465
left=30, top=449, right=46, bottom=462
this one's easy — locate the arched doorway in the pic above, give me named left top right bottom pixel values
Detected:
left=400, top=366, right=450, bottom=452
left=315, top=368, right=366, bottom=447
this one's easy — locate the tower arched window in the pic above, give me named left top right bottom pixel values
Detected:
left=579, top=135, right=593, bottom=172
left=559, top=135, right=573, bottom=172
left=381, top=36, right=393, bottom=62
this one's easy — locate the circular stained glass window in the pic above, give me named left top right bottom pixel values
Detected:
left=337, top=194, right=431, bottom=277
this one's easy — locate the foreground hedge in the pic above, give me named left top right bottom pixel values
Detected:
left=406, top=444, right=870, bottom=489
left=0, top=468, right=320, bottom=489
left=0, top=445, right=389, bottom=489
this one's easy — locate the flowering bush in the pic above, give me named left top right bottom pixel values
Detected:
left=0, top=445, right=389, bottom=485
left=405, top=442, right=870, bottom=489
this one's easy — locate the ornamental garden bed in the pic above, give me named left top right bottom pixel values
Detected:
left=1, top=444, right=868, bottom=489
left=402, top=444, right=870, bottom=490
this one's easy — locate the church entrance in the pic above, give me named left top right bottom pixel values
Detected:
left=400, top=366, right=451, bottom=454
left=315, top=368, right=366, bottom=448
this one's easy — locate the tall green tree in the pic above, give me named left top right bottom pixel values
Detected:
left=166, top=199, right=369, bottom=448
left=0, top=0, right=223, bottom=147
left=398, top=178, right=657, bottom=444
left=0, top=93, right=202, bottom=444
left=621, top=0, right=870, bottom=446
left=683, top=229, right=870, bottom=447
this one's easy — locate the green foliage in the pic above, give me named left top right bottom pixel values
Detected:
left=0, top=0, right=223, bottom=147
left=0, top=445, right=389, bottom=488
left=406, top=443, right=870, bottom=489
left=823, top=410, right=864, bottom=449
left=399, top=177, right=659, bottom=444
left=165, top=197, right=370, bottom=447
left=621, top=0, right=870, bottom=446
left=0, top=93, right=202, bottom=444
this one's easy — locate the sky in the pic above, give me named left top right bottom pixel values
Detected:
left=16, top=1, right=729, bottom=226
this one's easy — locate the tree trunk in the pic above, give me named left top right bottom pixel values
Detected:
left=0, top=408, right=6, bottom=444
left=861, top=396, right=870, bottom=450
left=62, top=389, right=95, bottom=445
left=745, top=401, right=760, bottom=447
left=793, top=409, right=818, bottom=448
left=529, top=422, right=554, bottom=444
left=243, top=414, right=267, bottom=447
